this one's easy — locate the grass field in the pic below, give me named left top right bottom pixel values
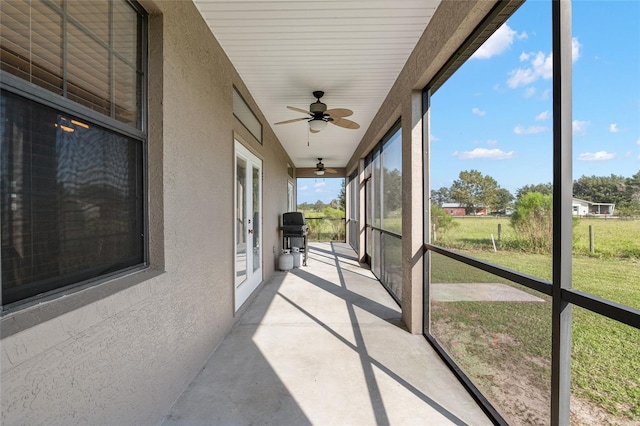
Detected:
left=434, top=216, right=640, bottom=259
left=430, top=216, right=640, bottom=423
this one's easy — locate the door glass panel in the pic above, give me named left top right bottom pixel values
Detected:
left=252, top=165, right=260, bottom=273
left=236, top=157, right=247, bottom=285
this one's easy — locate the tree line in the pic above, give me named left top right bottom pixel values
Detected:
left=431, top=169, right=640, bottom=216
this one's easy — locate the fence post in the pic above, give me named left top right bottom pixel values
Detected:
left=498, top=223, right=502, bottom=248
left=589, top=225, right=594, bottom=253
left=433, top=223, right=437, bottom=242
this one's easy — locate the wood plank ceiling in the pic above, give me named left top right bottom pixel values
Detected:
left=192, top=0, right=441, bottom=171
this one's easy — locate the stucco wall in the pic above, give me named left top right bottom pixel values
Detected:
left=0, top=1, right=292, bottom=425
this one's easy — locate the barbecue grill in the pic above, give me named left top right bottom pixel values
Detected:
left=281, top=212, right=308, bottom=266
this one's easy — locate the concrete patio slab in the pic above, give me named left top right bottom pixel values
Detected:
left=432, top=283, right=545, bottom=302
left=161, top=242, right=492, bottom=426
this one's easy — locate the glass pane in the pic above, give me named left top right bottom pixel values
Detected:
left=67, top=22, right=110, bottom=116
left=382, top=129, right=402, bottom=233
left=113, top=0, right=138, bottom=65
left=430, top=251, right=552, bottom=424
left=571, top=1, right=640, bottom=310
left=236, top=157, right=247, bottom=285
left=373, top=151, right=381, bottom=228
left=371, top=229, right=381, bottom=279
left=0, top=1, right=63, bottom=94
left=429, top=0, right=553, bottom=280
left=365, top=165, right=373, bottom=263
left=67, top=1, right=110, bottom=45
left=287, top=181, right=294, bottom=212
left=29, top=1, right=64, bottom=94
left=382, top=233, right=402, bottom=301
left=252, top=165, right=260, bottom=273
left=571, top=306, right=640, bottom=424
left=0, top=1, right=31, bottom=82
left=114, top=57, right=137, bottom=127
left=1, top=91, right=144, bottom=306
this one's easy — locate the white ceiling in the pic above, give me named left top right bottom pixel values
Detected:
left=192, top=0, right=441, bottom=170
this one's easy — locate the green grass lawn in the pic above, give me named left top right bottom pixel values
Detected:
left=430, top=216, right=640, bottom=422
left=436, top=216, right=640, bottom=259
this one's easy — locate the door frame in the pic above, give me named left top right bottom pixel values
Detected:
left=234, top=140, right=263, bottom=311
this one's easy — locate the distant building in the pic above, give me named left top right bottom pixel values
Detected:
left=572, top=198, right=615, bottom=216
left=442, top=203, right=487, bottom=216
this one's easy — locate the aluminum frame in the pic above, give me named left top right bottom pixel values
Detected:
left=421, top=1, right=640, bottom=424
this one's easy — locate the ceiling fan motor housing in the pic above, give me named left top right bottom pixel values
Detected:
left=310, top=101, right=327, bottom=114
left=310, top=90, right=327, bottom=114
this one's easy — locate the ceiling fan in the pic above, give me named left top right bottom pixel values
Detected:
left=314, top=158, right=337, bottom=176
left=274, top=91, right=360, bottom=133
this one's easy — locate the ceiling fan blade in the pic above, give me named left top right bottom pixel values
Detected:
left=274, top=117, right=308, bottom=125
left=325, top=168, right=338, bottom=174
left=287, top=106, right=311, bottom=115
left=330, top=117, right=360, bottom=130
left=326, top=108, right=353, bottom=118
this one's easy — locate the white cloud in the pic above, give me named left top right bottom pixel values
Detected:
left=472, top=24, right=525, bottom=59
left=453, top=148, right=515, bottom=160
left=487, top=139, right=498, bottom=146
left=637, top=139, right=640, bottom=145
left=514, top=125, right=547, bottom=135
left=524, top=87, right=536, bottom=98
left=313, top=182, right=325, bottom=189
left=507, top=51, right=553, bottom=88
left=572, top=37, right=582, bottom=63
left=535, top=110, right=550, bottom=121
left=430, top=133, right=440, bottom=142
left=507, top=37, right=581, bottom=89
left=573, top=120, right=590, bottom=135
left=577, top=151, right=616, bottom=161
left=472, top=107, right=486, bottom=116
left=609, top=123, right=620, bottom=133
left=299, top=185, right=308, bottom=191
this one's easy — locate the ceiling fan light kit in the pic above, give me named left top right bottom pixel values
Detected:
left=309, top=118, right=327, bottom=132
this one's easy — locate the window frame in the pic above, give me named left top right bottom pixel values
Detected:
left=0, top=0, right=149, bottom=313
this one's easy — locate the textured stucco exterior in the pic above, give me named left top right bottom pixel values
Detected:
left=1, top=1, right=293, bottom=425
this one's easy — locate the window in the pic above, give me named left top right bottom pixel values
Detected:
left=364, top=120, right=402, bottom=302
left=287, top=181, right=294, bottom=212
left=1, top=0, right=147, bottom=309
left=347, top=170, right=359, bottom=252
left=233, top=87, right=262, bottom=144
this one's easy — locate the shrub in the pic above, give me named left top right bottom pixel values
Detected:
left=510, top=192, right=553, bottom=252
left=431, top=205, right=459, bottom=242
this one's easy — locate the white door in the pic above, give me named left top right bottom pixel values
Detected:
left=235, top=141, right=262, bottom=311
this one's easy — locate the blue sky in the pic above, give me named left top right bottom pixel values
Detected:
left=297, top=177, right=344, bottom=205
left=430, top=0, right=640, bottom=194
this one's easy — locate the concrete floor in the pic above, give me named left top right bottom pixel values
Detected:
left=161, top=242, right=492, bottom=426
